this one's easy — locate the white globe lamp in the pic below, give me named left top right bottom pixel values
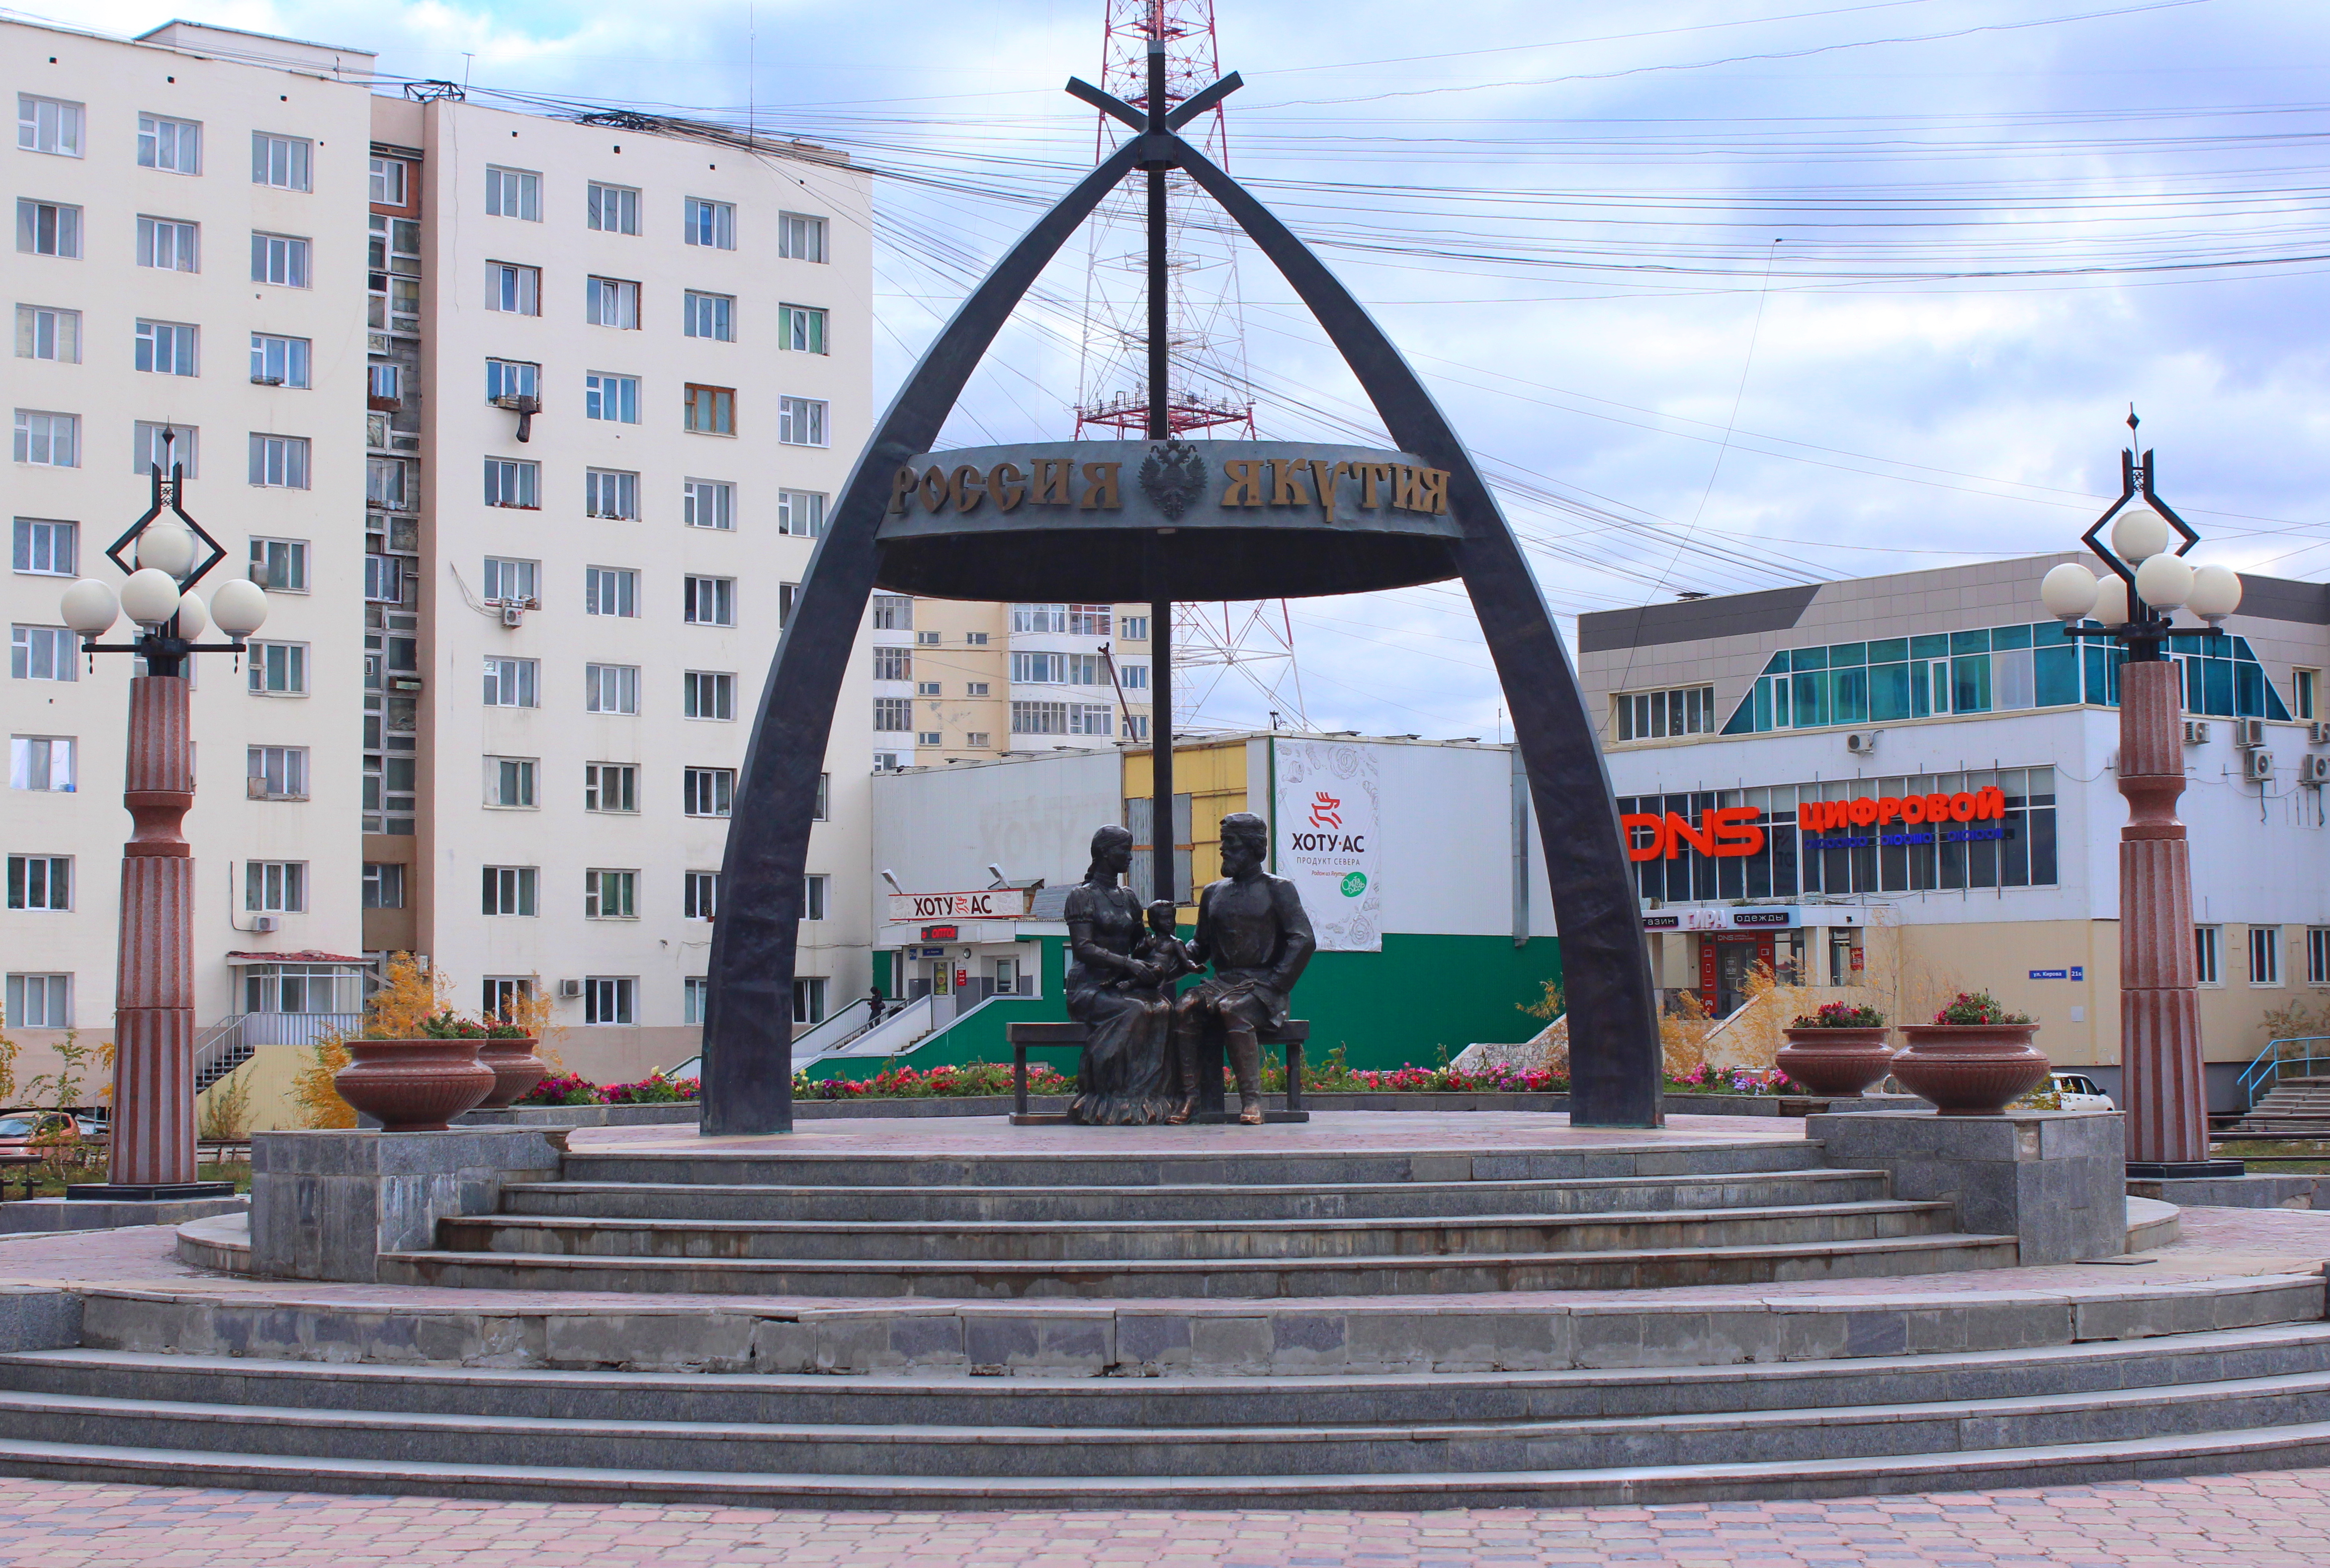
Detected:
left=2041, top=563, right=2099, bottom=623
left=59, top=579, right=119, bottom=638
left=209, top=577, right=270, bottom=638
left=134, top=518, right=200, bottom=580
left=2135, top=552, right=2193, bottom=611
left=2189, top=563, right=2243, bottom=625
left=2093, top=572, right=2131, bottom=628
left=2110, top=504, right=2171, bottom=564
left=119, top=567, right=185, bottom=626
left=173, top=590, right=208, bottom=640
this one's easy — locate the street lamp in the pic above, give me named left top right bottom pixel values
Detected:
left=58, top=435, right=267, bottom=1202
left=2041, top=412, right=2243, bottom=1180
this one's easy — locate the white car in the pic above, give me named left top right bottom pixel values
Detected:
left=2051, top=1072, right=2115, bottom=1111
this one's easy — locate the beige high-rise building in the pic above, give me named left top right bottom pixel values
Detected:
left=891, top=597, right=1154, bottom=767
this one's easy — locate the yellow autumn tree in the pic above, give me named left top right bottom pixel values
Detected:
left=291, top=953, right=447, bottom=1129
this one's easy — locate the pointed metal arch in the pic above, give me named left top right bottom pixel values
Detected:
left=700, top=121, right=1663, bottom=1135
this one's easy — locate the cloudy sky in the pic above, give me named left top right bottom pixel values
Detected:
left=36, top=0, right=2330, bottom=736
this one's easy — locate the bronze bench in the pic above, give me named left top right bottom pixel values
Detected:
left=1006, top=1019, right=1310, bottom=1124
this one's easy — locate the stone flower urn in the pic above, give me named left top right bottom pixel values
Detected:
left=1889, top=1024, right=2052, bottom=1116
left=1776, top=1027, right=1897, bottom=1098
left=333, top=1039, right=497, bottom=1132
left=475, top=1038, right=548, bottom=1110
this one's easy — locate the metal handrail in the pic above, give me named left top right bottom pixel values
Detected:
left=191, top=1015, right=251, bottom=1082
left=2236, top=1035, right=2330, bottom=1112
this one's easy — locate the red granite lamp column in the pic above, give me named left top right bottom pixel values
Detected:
left=105, top=674, right=200, bottom=1189
left=2116, top=659, right=2209, bottom=1167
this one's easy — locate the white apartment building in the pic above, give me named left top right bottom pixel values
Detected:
left=5, top=19, right=372, bottom=1091
left=3, top=17, right=876, bottom=1113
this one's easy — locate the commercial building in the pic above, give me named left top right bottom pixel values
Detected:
left=1579, top=553, right=2330, bottom=1107
left=3, top=17, right=875, bottom=1120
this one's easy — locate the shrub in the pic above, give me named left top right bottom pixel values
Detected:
left=1932, top=991, right=2032, bottom=1026
left=1791, top=1000, right=1886, bottom=1029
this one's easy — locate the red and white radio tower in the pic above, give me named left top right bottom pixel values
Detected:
left=1074, top=0, right=1308, bottom=732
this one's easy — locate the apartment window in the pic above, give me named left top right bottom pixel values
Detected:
left=484, top=457, right=540, bottom=508
left=586, top=371, right=640, bottom=423
left=5, top=973, right=69, bottom=1028
left=17, top=95, right=82, bottom=157
left=368, top=156, right=406, bottom=205
left=683, top=767, right=735, bottom=817
left=482, top=657, right=539, bottom=707
left=483, top=865, right=538, bottom=917
left=1067, top=605, right=1110, bottom=636
left=1616, top=686, right=1719, bottom=742
left=1012, top=700, right=1067, bottom=735
left=684, top=670, right=735, bottom=720
left=246, top=746, right=308, bottom=800
left=2309, top=928, right=2330, bottom=986
left=685, top=872, right=719, bottom=922
left=792, top=977, right=828, bottom=1025
left=685, top=575, right=736, bottom=627
left=684, top=479, right=734, bottom=531
left=873, top=646, right=912, bottom=681
left=586, top=276, right=641, bottom=329
left=777, top=490, right=826, bottom=537
left=803, top=874, right=829, bottom=921
left=1012, top=652, right=1063, bottom=684
left=966, top=632, right=990, bottom=647
left=1120, top=662, right=1149, bottom=691
left=685, top=384, right=735, bottom=435
left=12, top=412, right=76, bottom=468
left=586, top=663, right=640, bottom=714
left=588, top=182, right=640, bottom=235
left=916, top=730, right=942, bottom=746
left=1123, top=714, right=1149, bottom=742
left=249, top=538, right=308, bottom=593
left=133, top=320, right=196, bottom=377
left=16, top=200, right=80, bottom=258
left=1013, top=604, right=1067, bottom=634
left=781, top=583, right=798, bottom=628
left=11, top=626, right=76, bottom=681
left=915, top=632, right=940, bottom=649
left=9, top=735, right=73, bottom=791
left=367, top=456, right=409, bottom=509
left=916, top=681, right=941, bottom=696
left=6, top=856, right=70, bottom=911
left=874, top=697, right=912, bottom=731
left=777, top=396, right=826, bottom=446
left=251, top=232, right=309, bottom=287
left=482, top=557, right=538, bottom=605
left=486, top=166, right=542, bottom=221
left=965, top=731, right=991, bottom=748
left=684, top=196, right=736, bottom=250
left=585, top=565, right=638, bottom=616
left=2298, top=670, right=2320, bottom=722
left=486, top=358, right=539, bottom=403
left=779, top=304, right=827, bottom=354
left=1120, top=614, right=1150, bottom=641
left=368, top=363, right=401, bottom=402
left=363, top=863, right=405, bottom=910
left=247, top=641, right=307, bottom=695
left=248, top=434, right=310, bottom=489
left=684, top=976, right=708, bottom=1023
left=967, top=682, right=990, bottom=696
left=132, top=421, right=194, bottom=478
left=779, top=212, right=828, bottom=262
left=585, top=976, right=636, bottom=1024
left=15, top=305, right=79, bottom=362
left=585, top=762, right=638, bottom=812
left=487, top=262, right=540, bottom=315
left=872, top=596, right=912, bottom=631
left=250, top=333, right=310, bottom=388
left=13, top=519, right=75, bottom=577
left=139, top=114, right=201, bottom=173
left=684, top=290, right=734, bottom=342
left=2250, top=926, right=2283, bottom=987
left=815, top=773, right=831, bottom=820
left=2195, top=925, right=2222, bottom=986
left=486, top=755, right=537, bottom=808
left=586, top=870, right=637, bottom=921
left=251, top=132, right=311, bottom=191
left=245, top=860, right=306, bottom=913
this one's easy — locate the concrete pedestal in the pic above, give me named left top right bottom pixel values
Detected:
left=250, top=1129, right=560, bottom=1282
left=0, top=1194, right=244, bottom=1235
left=1807, top=1109, right=2127, bottom=1264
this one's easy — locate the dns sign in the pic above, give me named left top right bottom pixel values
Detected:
left=1621, top=806, right=1767, bottom=864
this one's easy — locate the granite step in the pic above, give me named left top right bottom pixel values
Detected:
left=496, top=1169, right=1898, bottom=1224
left=378, top=1230, right=2018, bottom=1298
left=438, top=1200, right=1960, bottom=1265
left=11, top=1324, right=2330, bottom=1428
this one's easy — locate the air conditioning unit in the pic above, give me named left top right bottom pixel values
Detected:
left=2182, top=720, right=2210, bottom=746
left=2245, top=748, right=2275, bottom=781
left=558, top=978, right=583, bottom=999
left=252, top=915, right=278, bottom=934
left=1845, top=730, right=1879, bottom=756
left=2310, top=721, right=2330, bottom=747
left=247, top=776, right=271, bottom=799
left=2235, top=718, right=2267, bottom=749
left=500, top=603, right=525, bottom=627
left=2304, top=754, right=2330, bottom=786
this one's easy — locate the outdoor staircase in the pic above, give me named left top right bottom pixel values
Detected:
left=2221, top=1077, right=2330, bottom=1137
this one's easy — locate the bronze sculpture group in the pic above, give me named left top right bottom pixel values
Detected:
left=1062, top=813, right=1315, bottom=1126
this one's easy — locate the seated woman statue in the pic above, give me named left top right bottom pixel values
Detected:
left=1062, top=825, right=1176, bottom=1125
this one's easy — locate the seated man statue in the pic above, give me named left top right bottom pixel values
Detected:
left=1167, top=811, right=1317, bottom=1126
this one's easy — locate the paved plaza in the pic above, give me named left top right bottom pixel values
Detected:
left=2, top=1469, right=2330, bottom=1565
